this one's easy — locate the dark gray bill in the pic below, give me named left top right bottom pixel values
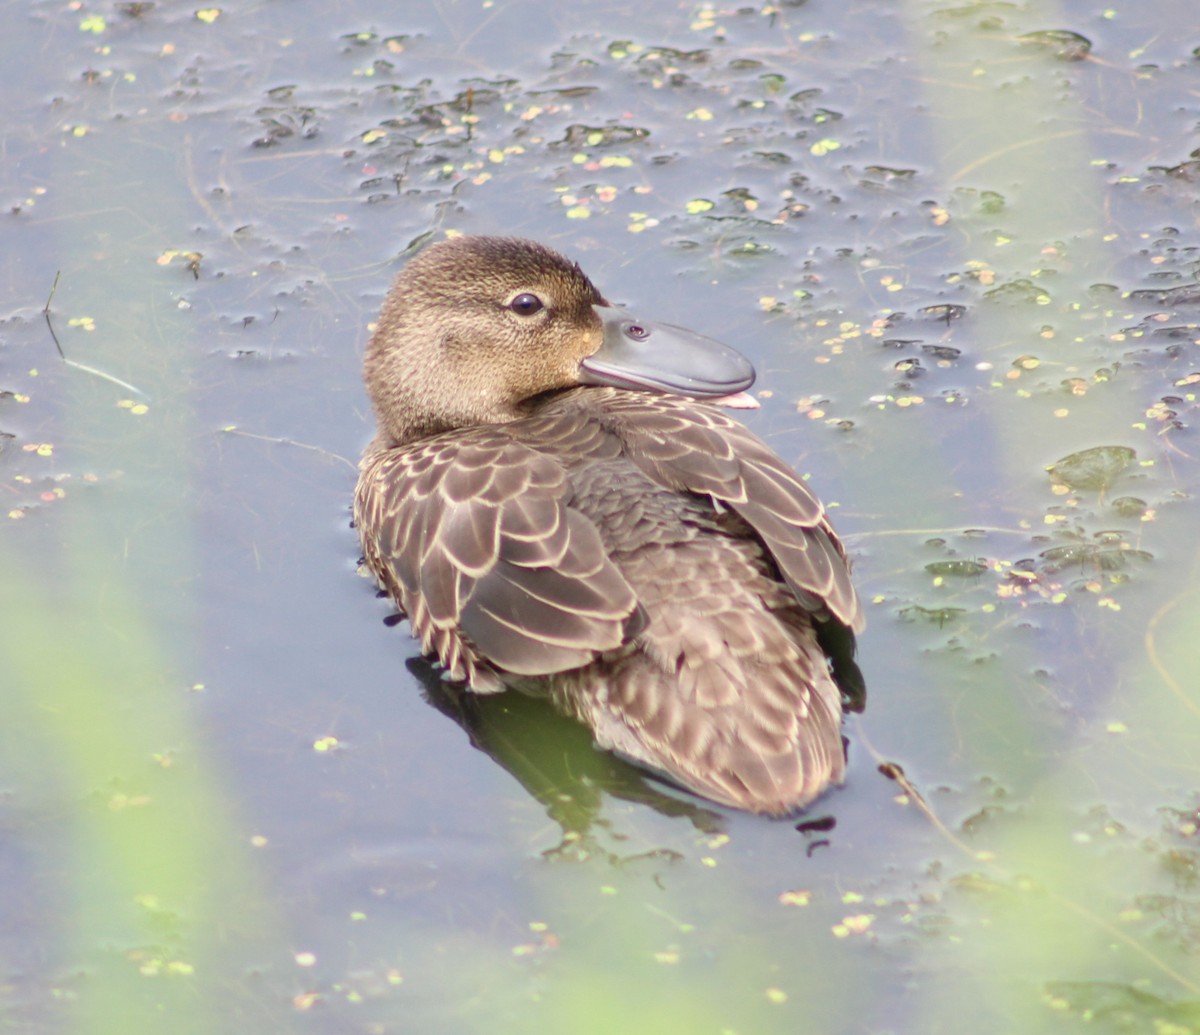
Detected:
left=579, top=305, right=756, bottom=398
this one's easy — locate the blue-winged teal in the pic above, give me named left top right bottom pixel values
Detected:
left=355, top=235, right=862, bottom=814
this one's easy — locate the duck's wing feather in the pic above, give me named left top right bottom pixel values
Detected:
left=595, top=392, right=862, bottom=632
left=356, top=428, right=642, bottom=690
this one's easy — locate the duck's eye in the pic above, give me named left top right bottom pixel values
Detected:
left=509, top=293, right=544, bottom=317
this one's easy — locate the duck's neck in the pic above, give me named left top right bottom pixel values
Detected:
left=365, top=360, right=530, bottom=448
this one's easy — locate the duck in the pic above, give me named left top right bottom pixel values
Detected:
left=354, top=234, right=863, bottom=815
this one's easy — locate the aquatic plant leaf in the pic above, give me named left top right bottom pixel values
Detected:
left=1047, top=445, right=1136, bottom=492
left=924, top=559, right=987, bottom=578
left=1018, top=30, right=1093, bottom=61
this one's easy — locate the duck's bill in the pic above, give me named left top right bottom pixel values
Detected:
left=580, top=305, right=756, bottom=401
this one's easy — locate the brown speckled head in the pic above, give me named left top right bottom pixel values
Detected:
left=364, top=236, right=606, bottom=447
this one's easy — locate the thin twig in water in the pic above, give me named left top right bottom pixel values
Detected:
left=877, top=761, right=988, bottom=861
left=220, top=426, right=358, bottom=472
left=1145, top=587, right=1200, bottom=721
left=44, top=272, right=148, bottom=399
left=44, top=271, right=64, bottom=358
left=862, top=727, right=1200, bottom=997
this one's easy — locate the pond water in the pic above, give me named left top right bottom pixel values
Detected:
left=2, top=0, right=1198, bottom=1032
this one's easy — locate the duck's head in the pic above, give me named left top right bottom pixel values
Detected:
left=364, top=235, right=756, bottom=447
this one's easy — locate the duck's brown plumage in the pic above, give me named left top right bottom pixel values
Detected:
left=355, top=235, right=862, bottom=815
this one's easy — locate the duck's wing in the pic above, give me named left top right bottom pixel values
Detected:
left=596, top=392, right=862, bottom=632
left=355, top=428, right=643, bottom=691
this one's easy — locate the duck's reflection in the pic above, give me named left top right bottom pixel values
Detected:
left=405, top=647, right=866, bottom=852
left=407, top=656, right=727, bottom=854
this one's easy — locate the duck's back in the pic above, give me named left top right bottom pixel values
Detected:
left=356, top=386, right=859, bottom=814
left=557, top=472, right=843, bottom=812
